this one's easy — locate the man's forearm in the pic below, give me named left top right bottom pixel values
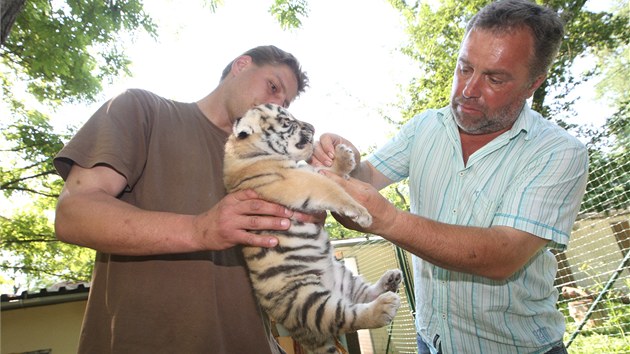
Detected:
left=377, top=209, right=547, bottom=280
left=55, top=191, right=200, bottom=256
left=352, top=161, right=391, bottom=190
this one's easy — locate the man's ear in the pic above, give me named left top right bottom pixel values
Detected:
left=231, top=55, right=252, bottom=76
left=527, top=74, right=547, bottom=98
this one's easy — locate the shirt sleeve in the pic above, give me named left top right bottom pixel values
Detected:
left=53, top=89, right=151, bottom=188
left=367, top=112, right=429, bottom=182
left=493, top=142, right=589, bottom=250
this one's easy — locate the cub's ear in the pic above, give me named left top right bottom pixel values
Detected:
left=233, top=117, right=253, bottom=139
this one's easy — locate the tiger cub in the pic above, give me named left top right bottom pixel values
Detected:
left=223, top=103, right=402, bottom=354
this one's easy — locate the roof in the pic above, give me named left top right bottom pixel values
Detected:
left=1, top=282, right=90, bottom=311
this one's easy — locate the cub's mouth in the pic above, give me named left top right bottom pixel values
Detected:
left=296, top=123, right=314, bottom=150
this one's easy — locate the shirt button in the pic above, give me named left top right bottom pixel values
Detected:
left=459, top=171, right=465, bottom=177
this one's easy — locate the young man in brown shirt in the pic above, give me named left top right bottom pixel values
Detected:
left=54, top=45, right=310, bottom=354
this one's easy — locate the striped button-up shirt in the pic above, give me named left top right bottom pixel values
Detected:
left=367, top=105, right=588, bottom=353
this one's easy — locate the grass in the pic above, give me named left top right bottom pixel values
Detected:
left=560, top=297, right=630, bottom=353
left=565, top=332, right=629, bottom=353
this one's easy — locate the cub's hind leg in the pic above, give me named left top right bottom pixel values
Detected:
left=357, top=269, right=403, bottom=303
left=286, top=287, right=401, bottom=353
left=330, top=262, right=403, bottom=303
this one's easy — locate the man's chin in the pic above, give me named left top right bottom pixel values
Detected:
left=453, top=115, right=493, bottom=135
left=454, top=110, right=484, bottom=128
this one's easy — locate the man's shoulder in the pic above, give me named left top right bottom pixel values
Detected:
left=526, top=109, right=586, bottom=152
left=415, top=106, right=450, bottom=119
left=114, top=88, right=175, bottom=106
left=406, top=106, right=451, bottom=128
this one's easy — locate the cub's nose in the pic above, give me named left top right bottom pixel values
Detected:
left=302, top=122, right=315, bottom=135
left=296, top=125, right=314, bottom=149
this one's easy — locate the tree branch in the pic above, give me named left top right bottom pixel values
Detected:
left=0, top=265, right=86, bottom=282
left=1, top=169, right=58, bottom=187
left=1, top=238, right=59, bottom=245
left=0, top=185, right=60, bottom=198
left=1, top=0, right=26, bottom=46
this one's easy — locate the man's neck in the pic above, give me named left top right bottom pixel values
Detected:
left=459, top=128, right=508, bottom=166
left=196, top=91, right=233, bottom=134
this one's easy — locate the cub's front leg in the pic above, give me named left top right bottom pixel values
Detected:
left=326, top=144, right=356, bottom=177
left=323, top=143, right=370, bottom=226
left=252, top=168, right=372, bottom=228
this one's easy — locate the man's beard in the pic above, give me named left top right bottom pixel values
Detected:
left=451, top=96, right=526, bottom=135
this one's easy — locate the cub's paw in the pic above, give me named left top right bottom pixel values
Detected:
left=340, top=204, right=372, bottom=228
left=354, top=210, right=372, bottom=228
left=377, top=269, right=403, bottom=293
left=331, top=144, right=356, bottom=177
left=372, top=292, right=401, bottom=327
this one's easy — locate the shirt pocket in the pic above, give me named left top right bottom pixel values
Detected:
left=469, top=190, right=497, bottom=227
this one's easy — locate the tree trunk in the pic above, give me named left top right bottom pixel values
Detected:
left=1, top=0, right=26, bottom=46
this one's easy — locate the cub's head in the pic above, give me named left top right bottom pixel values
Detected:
left=231, top=103, right=315, bottom=161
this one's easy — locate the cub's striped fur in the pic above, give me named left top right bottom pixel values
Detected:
left=223, top=103, right=402, bottom=354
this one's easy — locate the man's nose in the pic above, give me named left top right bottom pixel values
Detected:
left=463, top=75, right=481, bottom=99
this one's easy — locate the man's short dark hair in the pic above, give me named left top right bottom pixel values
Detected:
left=466, top=0, right=565, bottom=80
left=220, top=45, right=309, bottom=96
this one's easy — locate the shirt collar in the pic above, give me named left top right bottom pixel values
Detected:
left=508, top=102, right=540, bottom=141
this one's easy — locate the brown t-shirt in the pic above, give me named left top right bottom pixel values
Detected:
left=54, top=89, right=283, bottom=354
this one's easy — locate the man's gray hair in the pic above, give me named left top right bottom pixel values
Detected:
left=466, top=0, right=565, bottom=79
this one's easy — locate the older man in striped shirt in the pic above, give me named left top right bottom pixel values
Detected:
left=313, top=1, right=588, bottom=353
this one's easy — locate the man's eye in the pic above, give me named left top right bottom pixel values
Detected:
left=488, top=77, right=503, bottom=85
left=270, top=82, right=278, bottom=92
